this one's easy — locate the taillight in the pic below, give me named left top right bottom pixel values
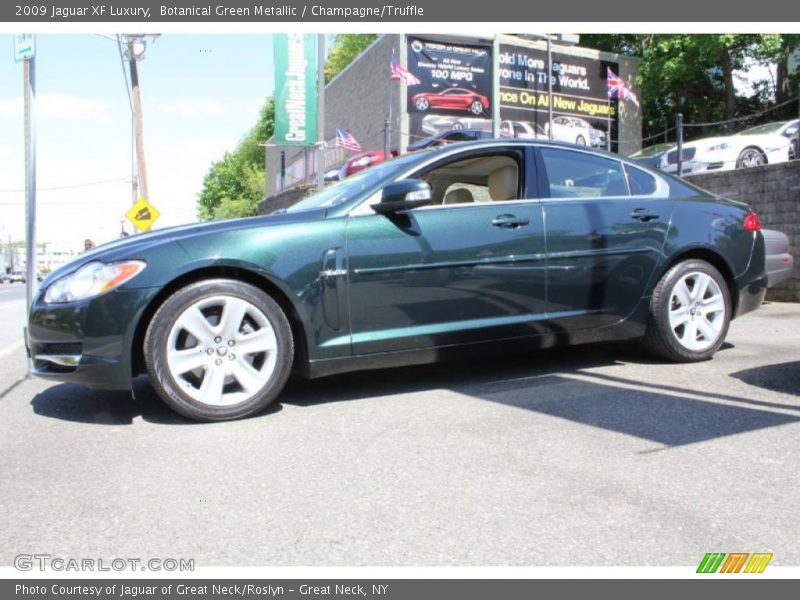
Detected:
left=743, top=212, right=761, bottom=232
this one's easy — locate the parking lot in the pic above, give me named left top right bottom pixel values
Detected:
left=1, top=301, right=798, bottom=567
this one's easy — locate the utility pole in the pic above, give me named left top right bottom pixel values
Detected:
left=547, top=34, right=553, bottom=140
left=23, top=53, right=36, bottom=311
left=316, top=33, right=325, bottom=189
left=126, top=35, right=149, bottom=202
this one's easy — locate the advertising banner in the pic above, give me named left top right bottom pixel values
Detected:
left=498, top=43, right=619, bottom=149
left=406, top=37, right=493, bottom=142
left=274, top=33, right=317, bottom=146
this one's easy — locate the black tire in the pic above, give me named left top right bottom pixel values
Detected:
left=643, top=260, right=731, bottom=362
left=735, top=147, right=766, bottom=168
left=450, top=121, right=465, bottom=131
left=469, top=100, right=484, bottom=115
left=144, top=279, right=293, bottom=421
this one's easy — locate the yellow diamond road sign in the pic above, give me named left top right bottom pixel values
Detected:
left=126, top=197, right=160, bottom=232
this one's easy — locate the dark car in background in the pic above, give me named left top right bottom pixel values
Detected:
left=627, top=143, right=673, bottom=169
left=407, top=129, right=493, bottom=151
left=27, top=141, right=767, bottom=421
left=762, top=229, right=794, bottom=288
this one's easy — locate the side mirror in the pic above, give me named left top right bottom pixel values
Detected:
left=371, top=179, right=433, bottom=214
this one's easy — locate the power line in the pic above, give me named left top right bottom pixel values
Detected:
left=0, top=176, right=130, bottom=194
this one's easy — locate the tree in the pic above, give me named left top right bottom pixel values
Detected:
left=580, top=34, right=792, bottom=143
left=325, top=34, right=379, bottom=83
left=197, top=98, right=275, bottom=220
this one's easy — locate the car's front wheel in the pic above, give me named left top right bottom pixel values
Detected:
left=643, top=260, right=731, bottom=362
left=144, top=279, right=293, bottom=421
left=469, top=100, right=484, bottom=115
left=575, top=135, right=587, bottom=146
left=736, top=147, right=766, bottom=168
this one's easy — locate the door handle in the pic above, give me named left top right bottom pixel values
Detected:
left=492, top=214, right=530, bottom=229
left=630, top=208, right=660, bottom=222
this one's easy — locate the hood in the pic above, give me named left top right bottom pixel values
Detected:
left=42, top=209, right=326, bottom=285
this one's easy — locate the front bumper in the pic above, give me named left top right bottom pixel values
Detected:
left=662, top=158, right=736, bottom=174
left=26, top=286, right=161, bottom=390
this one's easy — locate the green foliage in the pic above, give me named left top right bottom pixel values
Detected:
left=325, top=34, right=379, bottom=83
left=197, top=98, right=275, bottom=221
left=581, top=34, right=796, bottom=143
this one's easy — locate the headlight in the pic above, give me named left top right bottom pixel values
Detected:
left=708, top=142, right=729, bottom=152
left=44, top=260, right=146, bottom=304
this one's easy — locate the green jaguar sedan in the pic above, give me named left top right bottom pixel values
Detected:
left=26, top=140, right=767, bottom=421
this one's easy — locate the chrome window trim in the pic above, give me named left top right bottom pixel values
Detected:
left=347, top=142, right=671, bottom=217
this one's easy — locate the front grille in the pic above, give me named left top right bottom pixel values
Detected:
left=39, top=342, right=83, bottom=355
left=666, top=147, right=697, bottom=164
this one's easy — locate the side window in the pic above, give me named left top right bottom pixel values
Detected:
left=540, top=147, right=628, bottom=198
left=415, top=153, right=522, bottom=205
left=626, top=165, right=658, bottom=195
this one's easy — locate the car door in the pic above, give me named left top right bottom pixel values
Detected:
left=535, top=146, right=673, bottom=330
left=345, top=146, right=546, bottom=355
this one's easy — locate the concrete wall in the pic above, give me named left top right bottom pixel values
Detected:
left=686, top=161, right=800, bottom=302
left=257, top=184, right=315, bottom=215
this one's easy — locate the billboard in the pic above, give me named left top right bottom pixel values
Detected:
left=498, top=43, right=619, bottom=149
left=406, top=36, right=493, bottom=141
left=274, top=33, right=317, bottom=146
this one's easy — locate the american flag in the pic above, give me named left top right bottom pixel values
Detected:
left=607, top=68, right=639, bottom=107
left=390, top=49, right=421, bottom=85
left=336, top=128, right=362, bottom=153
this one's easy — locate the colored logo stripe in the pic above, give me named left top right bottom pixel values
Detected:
left=697, top=552, right=773, bottom=573
left=744, top=553, right=773, bottom=573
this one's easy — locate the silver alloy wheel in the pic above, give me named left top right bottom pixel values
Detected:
left=668, top=271, right=726, bottom=352
left=165, top=295, right=278, bottom=406
left=738, top=148, right=764, bottom=168
left=416, top=97, right=429, bottom=111
left=470, top=101, right=483, bottom=115
left=575, top=135, right=587, bottom=146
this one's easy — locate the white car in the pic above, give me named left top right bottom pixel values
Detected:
left=660, top=119, right=799, bottom=174
left=545, top=116, right=607, bottom=147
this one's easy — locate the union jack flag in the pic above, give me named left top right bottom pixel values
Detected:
left=335, top=128, right=362, bottom=153
left=390, top=49, right=421, bottom=85
left=607, top=67, right=639, bottom=107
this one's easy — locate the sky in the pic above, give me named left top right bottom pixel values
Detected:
left=0, top=34, right=277, bottom=249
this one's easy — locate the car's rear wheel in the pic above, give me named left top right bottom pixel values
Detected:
left=450, top=121, right=465, bottom=131
left=415, top=97, right=430, bottom=111
left=736, top=147, right=766, bottom=168
left=144, top=279, right=293, bottom=421
left=643, top=260, right=731, bottom=362
left=469, top=100, right=484, bottom=115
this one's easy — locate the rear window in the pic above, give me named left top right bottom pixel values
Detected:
left=540, top=147, right=628, bottom=198
left=626, top=165, right=658, bottom=195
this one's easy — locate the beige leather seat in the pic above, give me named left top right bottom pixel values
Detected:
left=443, top=188, right=475, bottom=205
left=488, top=165, right=518, bottom=201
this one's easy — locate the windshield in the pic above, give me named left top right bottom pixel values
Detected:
left=284, top=152, right=429, bottom=213
left=629, top=143, right=672, bottom=158
left=738, top=121, right=787, bottom=136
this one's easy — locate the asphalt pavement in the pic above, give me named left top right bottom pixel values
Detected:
left=0, top=283, right=26, bottom=357
left=0, top=301, right=798, bottom=567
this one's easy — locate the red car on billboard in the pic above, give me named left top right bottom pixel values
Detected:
left=410, top=87, right=489, bottom=115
